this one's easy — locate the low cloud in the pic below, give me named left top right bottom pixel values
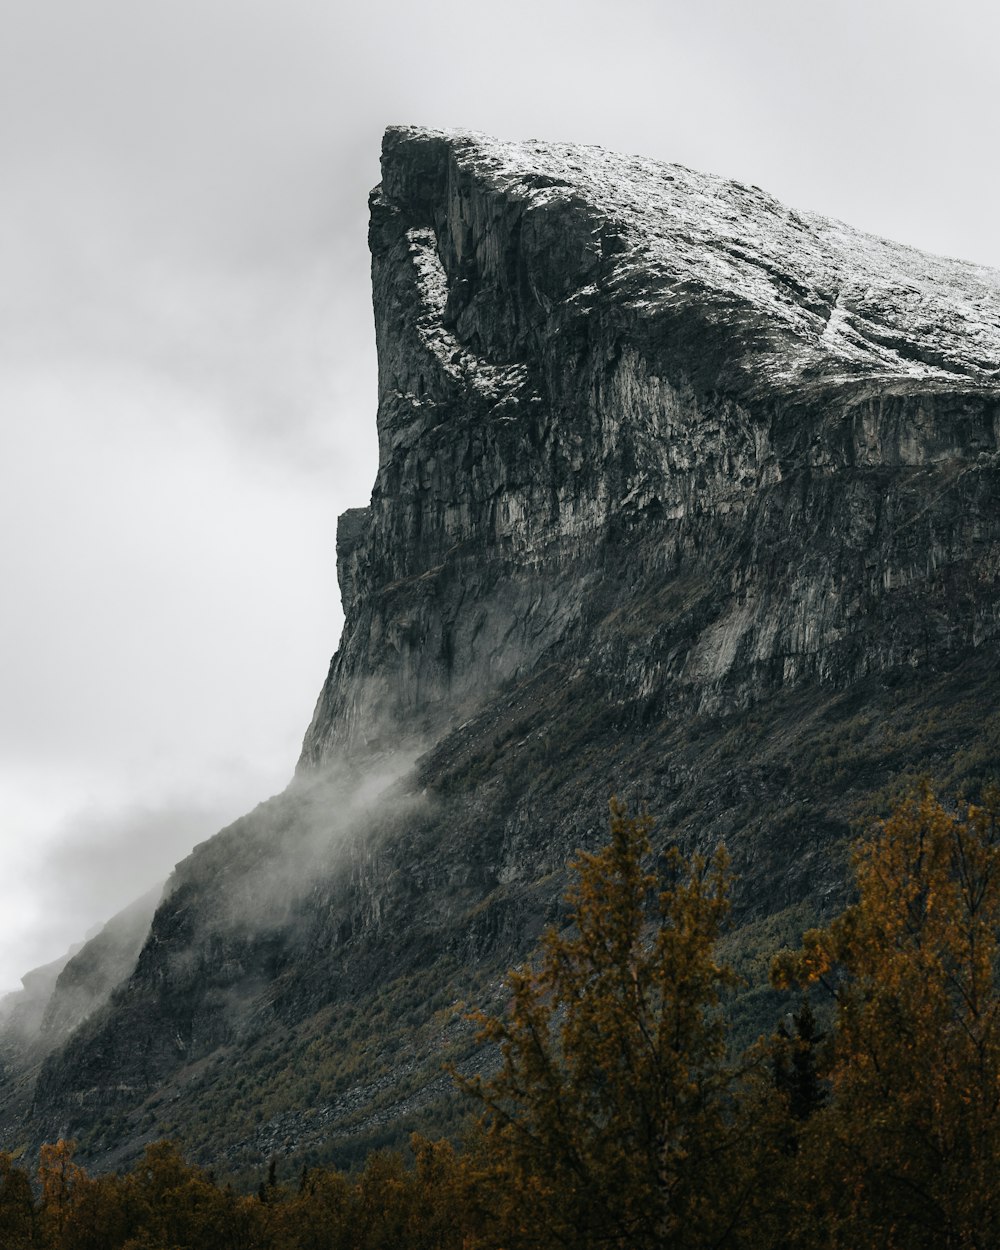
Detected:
left=0, top=741, right=428, bottom=1002
left=1, top=792, right=253, bottom=993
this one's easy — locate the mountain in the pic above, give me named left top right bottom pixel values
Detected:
left=3, top=126, right=999, bottom=1178
left=0, top=889, right=160, bottom=1142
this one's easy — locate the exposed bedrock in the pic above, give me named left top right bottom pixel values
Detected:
left=300, top=126, right=1000, bottom=765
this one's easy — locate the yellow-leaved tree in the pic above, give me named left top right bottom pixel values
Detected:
left=0, top=1153, right=35, bottom=1249
left=460, top=800, right=769, bottom=1250
left=773, top=787, right=1000, bottom=1249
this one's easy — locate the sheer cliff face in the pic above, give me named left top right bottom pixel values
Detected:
left=9, top=129, right=1000, bottom=1172
left=301, top=126, right=1000, bottom=767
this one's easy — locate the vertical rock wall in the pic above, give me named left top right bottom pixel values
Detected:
left=300, top=127, right=1000, bottom=766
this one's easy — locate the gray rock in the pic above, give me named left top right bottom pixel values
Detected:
left=301, top=125, right=1000, bottom=766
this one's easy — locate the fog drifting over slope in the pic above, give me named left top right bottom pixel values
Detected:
left=1, top=0, right=998, bottom=990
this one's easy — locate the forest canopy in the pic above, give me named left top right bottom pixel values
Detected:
left=2, top=787, right=998, bottom=1249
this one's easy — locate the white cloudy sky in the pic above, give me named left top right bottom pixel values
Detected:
left=1, top=0, right=997, bottom=991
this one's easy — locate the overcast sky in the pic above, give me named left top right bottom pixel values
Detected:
left=1, top=0, right=998, bottom=992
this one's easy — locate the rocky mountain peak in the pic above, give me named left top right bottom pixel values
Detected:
left=4, top=128, right=999, bottom=1177
left=300, top=125, right=1000, bottom=769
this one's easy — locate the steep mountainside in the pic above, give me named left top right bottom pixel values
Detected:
left=0, top=890, right=160, bottom=1137
left=3, top=127, right=999, bottom=1177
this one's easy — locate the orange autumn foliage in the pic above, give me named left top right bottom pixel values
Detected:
left=458, top=800, right=773, bottom=1250
left=6, top=787, right=1000, bottom=1250
left=773, top=786, right=1000, bottom=1249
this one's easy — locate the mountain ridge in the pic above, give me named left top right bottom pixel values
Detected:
left=2, top=125, right=999, bottom=1176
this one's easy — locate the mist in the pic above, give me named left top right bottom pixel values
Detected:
left=2, top=0, right=999, bottom=991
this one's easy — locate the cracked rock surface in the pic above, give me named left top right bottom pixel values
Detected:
left=301, top=125, right=1000, bottom=765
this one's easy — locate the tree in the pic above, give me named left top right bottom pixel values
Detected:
left=771, top=996, right=826, bottom=1134
left=460, top=800, right=763, bottom=1249
left=55, top=1171, right=138, bottom=1250
left=38, top=1139, right=86, bottom=1247
left=772, top=787, right=1000, bottom=1249
left=0, top=1152, right=35, bottom=1249
left=125, top=1140, right=249, bottom=1250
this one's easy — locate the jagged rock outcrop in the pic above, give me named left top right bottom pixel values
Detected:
left=301, top=126, right=1000, bottom=766
left=37, top=889, right=161, bottom=1048
left=0, top=888, right=159, bottom=1135
left=5, top=127, right=1000, bottom=1176
left=0, top=954, right=76, bottom=1074
left=0, top=890, right=160, bottom=1065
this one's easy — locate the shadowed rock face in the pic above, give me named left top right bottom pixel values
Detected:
left=0, top=890, right=159, bottom=1133
left=37, top=890, right=162, bottom=1049
left=0, top=890, right=160, bottom=1065
left=5, top=128, right=1000, bottom=1173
